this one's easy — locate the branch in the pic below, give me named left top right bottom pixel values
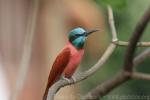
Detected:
left=46, top=5, right=119, bottom=100
left=131, top=72, right=150, bottom=81
left=83, top=47, right=150, bottom=99
left=112, top=41, right=150, bottom=47
left=83, top=6, right=150, bottom=100
left=123, top=6, right=150, bottom=72
left=83, top=71, right=129, bottom=100
left=108, top=5, right=118, bottom=42
left=133, top=48, right=150, bottom=66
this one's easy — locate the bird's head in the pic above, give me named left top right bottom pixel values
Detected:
left=68, top=27, right=98, bottom=49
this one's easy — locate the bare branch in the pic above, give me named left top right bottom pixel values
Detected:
left=11, top=0, right=39, bottom=100
left=113, top=41, right=150, bottom=47
left=108, top=5, right=118, bottom=42
left=83, top=71, right=130, bottom=100
left=83, top=6, right=150, bottom=100
left=84, top=67, right=150, bottom=100
left=131, top=72, right=150, bottom=81
left=83, top=47, right=150, bottom=100
left=123, top=6, right=150, bottom=72
left=134, top=48, right=150, bottom=66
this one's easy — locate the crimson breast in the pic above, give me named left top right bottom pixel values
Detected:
left=63, top=42, right=84, bottom=78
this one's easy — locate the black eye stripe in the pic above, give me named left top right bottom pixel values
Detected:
left=69, top=35, right=78, bottom=42
left=75, top=34, right=83, bottom=36
left=69, top=32, right=86, bottom=42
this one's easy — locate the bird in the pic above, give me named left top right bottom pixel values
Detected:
left=43, top=27, right=98, bottom=100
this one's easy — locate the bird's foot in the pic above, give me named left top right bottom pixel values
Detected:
left=70, top=76, right=76, bottom=84
left=60, top=75, right=75, bottom=84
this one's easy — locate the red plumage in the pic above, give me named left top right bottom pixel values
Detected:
left=43, top=42, right=84, bottom=100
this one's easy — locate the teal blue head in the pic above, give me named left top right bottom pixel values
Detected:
left=68, top=27, right=98, bottom=49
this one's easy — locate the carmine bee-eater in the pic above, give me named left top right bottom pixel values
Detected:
left=43, top=27, right=98, bottom=100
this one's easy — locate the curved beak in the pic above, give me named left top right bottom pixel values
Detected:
left=85, top=29, right=99, bottom=36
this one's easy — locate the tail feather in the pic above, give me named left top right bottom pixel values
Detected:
left=43, top=86, right=50, bottom=100
left=43, top=78, right=56, bottom=100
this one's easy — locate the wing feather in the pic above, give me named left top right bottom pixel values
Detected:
left=43, top=47, right=70, bottom=100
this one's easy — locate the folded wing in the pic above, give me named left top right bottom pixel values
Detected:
left=43, top=47, right=71, bottom=100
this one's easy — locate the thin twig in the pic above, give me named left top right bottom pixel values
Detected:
left=112, top=41, right=150, bottom=47
left=131, top=72, right=150, bottom=80
left=134, top=48, right=150, bottom=66
left=11, top=0, right=39, bottom=100
left=108, top=5, right=118, bottom=42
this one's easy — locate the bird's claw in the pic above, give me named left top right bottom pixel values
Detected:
left=71, top=76, right=76, bottom=83
left=64, top=77, right=72, bottom=83
left=61, top=75, right=76, bottom=84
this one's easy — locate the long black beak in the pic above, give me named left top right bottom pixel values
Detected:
left=85, top=29, right=99, bottom=36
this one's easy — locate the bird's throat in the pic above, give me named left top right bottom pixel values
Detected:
left=70, top=37, right=85, bottom=49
